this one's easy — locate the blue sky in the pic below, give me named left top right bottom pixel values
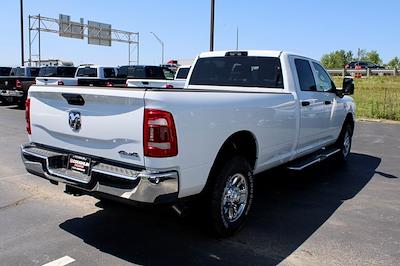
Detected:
left=0, top=0, right=398, bottom=66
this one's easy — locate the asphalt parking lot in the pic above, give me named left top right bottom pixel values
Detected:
left=0, top=104, right=399, bottom=266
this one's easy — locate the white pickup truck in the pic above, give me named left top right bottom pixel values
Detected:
left=35, top=66, right=78, bottom=86
left=21, top=50, right=355, bottom=236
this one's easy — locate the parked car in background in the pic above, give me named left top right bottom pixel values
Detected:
left=124, top=65, right=184, bottom=88
left=36, top=66, right=78, bottom=86
left=76, top=65, right=125, bottom=87
left=21, top=50, right=356, bottom=236
left=0, top=67, right=12, bottom=77
left=0, top=66, right=40, bottom=107
left=345, top=61, right=385, bottom=69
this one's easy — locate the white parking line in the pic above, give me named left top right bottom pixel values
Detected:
left=42, top=256, right=75, bottom=266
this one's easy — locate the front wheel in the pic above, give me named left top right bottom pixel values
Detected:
left=208, top=156, right=254, bottom=237
left=335, top=123, right=353, bottom=162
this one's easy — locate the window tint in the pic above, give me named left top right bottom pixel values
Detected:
left=295, top=59, right=316, bottom=91
left=10, top=68, right=25, bottom=76
left=312, top=62, right=335, bottom=92
left=117, top=66, right=166, bottom=79
left=189, top=56, right=283, bottom=88
left=0, top=67, right=11, bottom=76
left=76, top=67, right=97, bottom=77
left=38, top=67, right=77, bottom=77
left=103, top=68, right=116, bottom=78
left=146, top=67, right=166, bottom=79
left=176, top=67, right=190, bottom=79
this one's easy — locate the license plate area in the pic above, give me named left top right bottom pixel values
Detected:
left=67, top=155, right=92, bottom=176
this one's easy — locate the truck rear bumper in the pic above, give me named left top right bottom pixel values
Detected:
left=21, top=143, right=179, bottom=204
left=1, top=90, right=24, bottom=97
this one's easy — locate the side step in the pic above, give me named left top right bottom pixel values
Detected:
left=287, top=147, right=340, bottom=171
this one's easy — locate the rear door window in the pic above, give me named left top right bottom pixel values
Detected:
left=189, top=56, right=283, bottom=88
left=294, top=59, right=316, bottom=91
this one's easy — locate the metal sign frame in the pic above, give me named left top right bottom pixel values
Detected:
left=28, top=14, right=139, bottom=66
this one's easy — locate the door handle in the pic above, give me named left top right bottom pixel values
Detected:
left=301, top=101, right=310, bottom=107
left=324, top=101, right=332, bottom=105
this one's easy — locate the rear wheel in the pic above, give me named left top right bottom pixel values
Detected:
left=335, top=123, right=353, bottom=162
left=207, top=156, right=254, bottom=237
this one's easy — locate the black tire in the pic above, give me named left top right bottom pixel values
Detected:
left=17, top=99, right=26, bottom=109
left=335, top=123, right=353, bottom=162
left=207, top=156, right=254, bottom=237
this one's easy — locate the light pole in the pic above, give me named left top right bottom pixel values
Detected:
left=210, top=0, right=215, bottom=51
left=150, top=32, right=164, bottom=65
left=20, top=0, right=24, bottom=66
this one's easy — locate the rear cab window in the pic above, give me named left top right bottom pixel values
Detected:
left=189, top=56, right=283, bottom=88
left=10, top=68, right=26, bottom=76
left=103, top=68, right=116, bottom=78
left=76, top=67, right=98, bottom=77
left=28, top=68, right=41, bottom=77
left=0, top=67, right=11, bottom=76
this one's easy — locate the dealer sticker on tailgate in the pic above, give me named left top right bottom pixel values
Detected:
left=67, top=155, right=92, bottom=175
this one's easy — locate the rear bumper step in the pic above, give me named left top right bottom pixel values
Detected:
left=21, top=143, right=179, bottom=203
left=287, top=147, right=340, bottom=171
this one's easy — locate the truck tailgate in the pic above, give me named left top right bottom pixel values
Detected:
left=28, top=85, right=146, bottom=167
left=36, top=77, right=78, bottom=86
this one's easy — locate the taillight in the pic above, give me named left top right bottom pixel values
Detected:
left=165, top=84, right=174, bottom=89
left=25, top=98, right=31, bottom=134
left=58, top=80, right=64, bottom=85
left=105, top=81, right=113, bottom=87
left=16, top=79, right=22, bottom=89
left=144, top=109, right=178, bottom=157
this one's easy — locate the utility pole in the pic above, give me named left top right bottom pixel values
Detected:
left=210, top=0, right=215, bottom=51
left=236, top=27, right=239, bottom=50
left=150, top=32, right=164, bottom=65
left=20, top=0, right=24, bottom=66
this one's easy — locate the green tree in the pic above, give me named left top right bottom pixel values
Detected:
left=361, top=50, right=383, bottom=65
left=321, top=50, right=353, bottom=69
left=387, top=57, right=400, bottom=69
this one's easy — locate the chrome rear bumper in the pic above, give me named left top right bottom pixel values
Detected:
left=0, top=90, right=24, bottom=97
left=21, top=143, right=179, bottom=203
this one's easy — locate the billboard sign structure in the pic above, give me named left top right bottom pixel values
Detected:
left=59, top=14, right=84, bottom=39
left=88, top=21, right=112, bottom=46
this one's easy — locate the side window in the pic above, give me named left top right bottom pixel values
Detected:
left=312, top=63, right=335, bottom=92
left=295, top=59, right=316, bottom=91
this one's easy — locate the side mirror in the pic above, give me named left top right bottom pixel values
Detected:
left=342, top=78, right=355, bottom=95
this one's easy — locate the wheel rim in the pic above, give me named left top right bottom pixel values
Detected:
left=343, top=130, right=351, bottom=157
left=221, top=173, right=248, bottom=223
